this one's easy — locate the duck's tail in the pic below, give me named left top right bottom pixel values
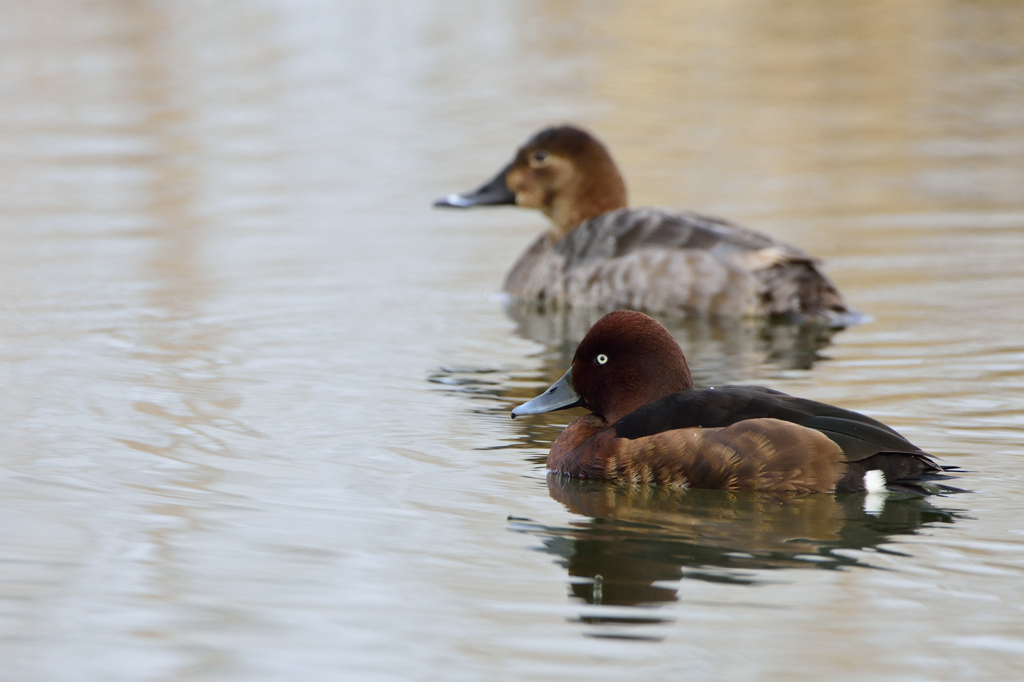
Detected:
left=838, top=454, right=967, bottom=495
left=757, top=259, right=861, bottom=326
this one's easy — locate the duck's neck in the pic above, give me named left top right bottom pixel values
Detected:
left=544, top=167, right=627, bottom=241
left=604, top=369, right=692, bottom=424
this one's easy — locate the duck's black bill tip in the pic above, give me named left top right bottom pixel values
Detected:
left=433, top=194, right=475, bottom=208
left=432, top=164, right=515, bottom=209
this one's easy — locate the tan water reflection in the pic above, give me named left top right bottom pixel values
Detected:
left=585, top=0, right=1024, bottom=220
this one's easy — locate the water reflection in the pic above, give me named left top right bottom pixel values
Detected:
left=505, top=300, right=843, bottom=376
left=514, top=475, right=960, bottom=613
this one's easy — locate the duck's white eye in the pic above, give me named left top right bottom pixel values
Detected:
left=596, top=354, right=608, bottom=365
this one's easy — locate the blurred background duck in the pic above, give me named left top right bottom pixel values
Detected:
left=436, top=125, right=855, bottom=323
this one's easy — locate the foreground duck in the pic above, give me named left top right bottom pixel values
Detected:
left=436, top=125, right=853, bottom=322
left=512, top=311, right=959, bottom=493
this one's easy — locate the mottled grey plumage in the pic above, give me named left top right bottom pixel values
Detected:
left=505, top=208, right=847, bottom=319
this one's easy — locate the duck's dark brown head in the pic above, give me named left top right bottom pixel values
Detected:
left=435, top=125, right=628, bottom=241
left=512, top=310, right=692, bottom=424
left=570, top=311, right=692, bottom=423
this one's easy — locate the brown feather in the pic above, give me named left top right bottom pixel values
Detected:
left=549, top=417, right=845, bottom=493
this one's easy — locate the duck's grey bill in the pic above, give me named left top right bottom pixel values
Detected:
left=511, top=369, right=582, bottom=418
left=433, top=163, right=515, bottom=208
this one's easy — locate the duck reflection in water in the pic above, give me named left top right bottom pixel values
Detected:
left=512, top=475, right=961, bottom=612
left=505, top=298, right=842, bottom=375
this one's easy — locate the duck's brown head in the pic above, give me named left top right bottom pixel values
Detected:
left=513, top=311, right=693, bottom=424
left=435, top=125, right=628, bottom=241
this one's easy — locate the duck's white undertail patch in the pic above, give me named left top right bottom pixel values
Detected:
left=863, top=469, right=887, bottom=493
left=862, top=469, right=889, bottom=515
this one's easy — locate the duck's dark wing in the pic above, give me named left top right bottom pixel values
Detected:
left=612, top=386, right=962, bottom=493
left=613, top=386, right=915, bottom=457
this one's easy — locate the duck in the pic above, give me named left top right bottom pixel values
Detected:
left=511, top=310, right=960, bottom=494
left=436, top=125, right=853, bottom=322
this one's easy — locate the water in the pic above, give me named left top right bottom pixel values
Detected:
left=2, top=1, right=1023, bottom=680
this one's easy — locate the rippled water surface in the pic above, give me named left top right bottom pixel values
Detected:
left=2, top=1, right=1024, bottom=680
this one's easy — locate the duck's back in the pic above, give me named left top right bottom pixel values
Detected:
left=504, top=208, right=848, bottom=320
